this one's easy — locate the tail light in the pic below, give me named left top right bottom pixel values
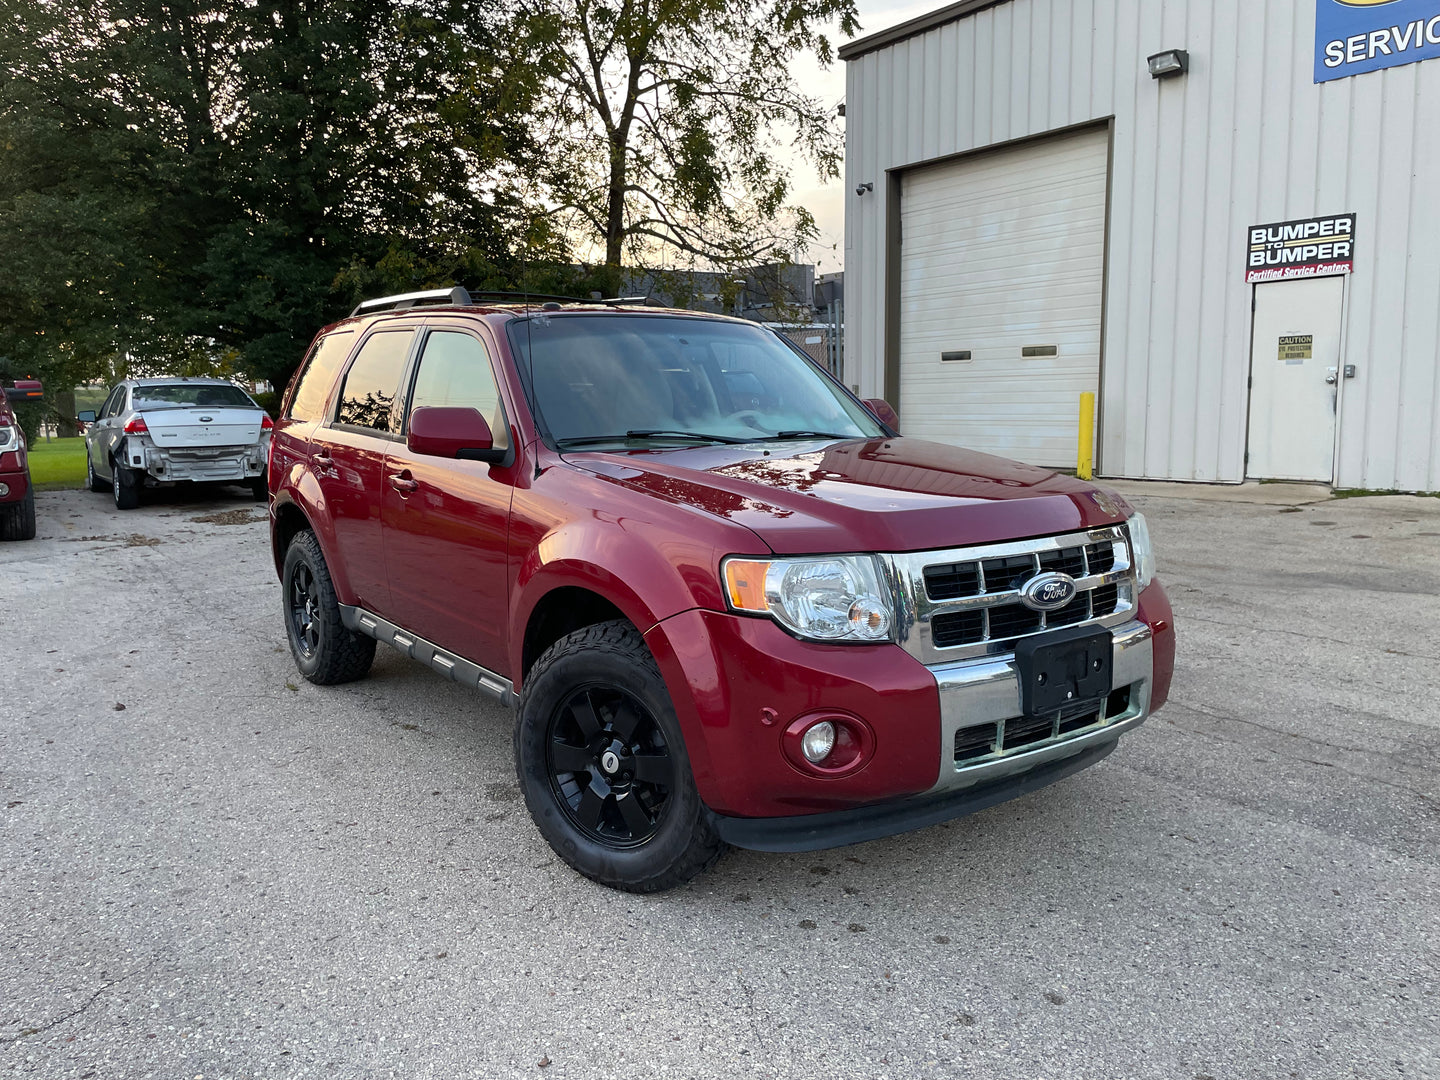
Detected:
left=124, top=416, right=149, bottom=434
left=261, top=414, right=274, bottom=431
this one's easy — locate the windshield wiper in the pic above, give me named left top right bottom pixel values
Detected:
left=555, top=429, right=747, bottom=449
left=765, top=430, right=859, bottom=440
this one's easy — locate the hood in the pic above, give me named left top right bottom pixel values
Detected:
left=564, top=436, right=1134, bottom=554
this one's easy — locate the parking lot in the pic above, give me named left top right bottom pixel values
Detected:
left=2, top=484, right=1437, bottom=1079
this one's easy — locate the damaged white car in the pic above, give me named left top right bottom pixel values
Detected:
left=79, top=378, right=272, bottom=509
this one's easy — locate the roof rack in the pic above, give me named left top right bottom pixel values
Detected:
left=349, top=287, right=655, bottom=318
left=351, top=286, right=473, bottom=317
left=464, top=291, right=653, bottom=307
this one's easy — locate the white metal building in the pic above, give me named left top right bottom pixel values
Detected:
left=840, top=0, right=1440, bottom=490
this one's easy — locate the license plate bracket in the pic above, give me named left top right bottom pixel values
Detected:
left=1014, top=625, right=1113, bottom=717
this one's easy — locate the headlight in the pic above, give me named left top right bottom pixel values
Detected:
left=0, top=423, right=17, bottom=453
left=722, top=554, right=894, bottom=643
left=1127, top=512, right=1156, bottom=589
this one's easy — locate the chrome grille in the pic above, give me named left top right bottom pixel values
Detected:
left=884, top=526, right=1137, bottom=666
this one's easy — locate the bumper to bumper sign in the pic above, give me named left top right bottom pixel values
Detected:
left=711, top=739, right=1118, bottom=853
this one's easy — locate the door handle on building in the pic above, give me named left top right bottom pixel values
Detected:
left=1325, top=369, right=1338, bottom=385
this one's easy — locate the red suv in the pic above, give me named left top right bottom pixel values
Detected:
left=270, top=289, right=1175, bottom=892
left=1, top=379, right=42, bottom=541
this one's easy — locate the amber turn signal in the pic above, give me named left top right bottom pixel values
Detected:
left=723, top=559, right=771, bottom=612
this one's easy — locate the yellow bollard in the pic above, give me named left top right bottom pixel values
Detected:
left=1077, top=392, right=1096, bottom=480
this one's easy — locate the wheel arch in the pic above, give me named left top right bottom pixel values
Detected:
left=520, top=585, right=631, bottom=684
left=271, top=498, right=313, bottom=580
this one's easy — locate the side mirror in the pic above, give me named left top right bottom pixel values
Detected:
left=77, top=410, right=97, bottom=423
left=863, top=398, right=900, bottom=434
left=407, top=406, right=504, bottom=463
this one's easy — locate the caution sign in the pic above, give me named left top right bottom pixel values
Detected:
left=1278, top=335, right=1314, bottom=363
left=1247, top=214, right=1356, bottom=284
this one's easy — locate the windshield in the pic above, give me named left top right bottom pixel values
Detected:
left=132, top=384, right=257, bottom=410
left=508, top=314, right=882, bottom=447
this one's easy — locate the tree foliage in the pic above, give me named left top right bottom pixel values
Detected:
left=0, top=0, right=545, bottom=394
left=0, top=0, right=854, bottom=403
left=518, top=0, right=857, bottom=274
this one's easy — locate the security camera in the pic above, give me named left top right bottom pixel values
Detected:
left=855, top=182, right=873, bottom=197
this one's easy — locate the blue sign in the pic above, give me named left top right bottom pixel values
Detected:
left=1316, top=0, right=1440, bottom=82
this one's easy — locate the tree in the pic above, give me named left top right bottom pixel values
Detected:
left=0, top=0, right=546, bottom=397
left=518, top=0, right=856, bottom=277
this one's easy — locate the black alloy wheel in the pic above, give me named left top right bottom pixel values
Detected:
left=279, top=530, right=375, bottom=684
left=288, top=560, right=321, bottom=660
left=547, top=686, right=675, bottom=847
left=514, top=619, right=724, bottom=892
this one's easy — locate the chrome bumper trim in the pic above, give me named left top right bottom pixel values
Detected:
left=926, top=619, right=1154, bottom=794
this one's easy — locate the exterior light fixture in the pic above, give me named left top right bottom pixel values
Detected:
left=855, top=182, right=873, bottom=197
left=1147, top=49, right=1189, bottom=79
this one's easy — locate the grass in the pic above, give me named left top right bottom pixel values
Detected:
left=27, top=436, right=88, bottom=491
left=1332, top=487, right=1440, bottom=500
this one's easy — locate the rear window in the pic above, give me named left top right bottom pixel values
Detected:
left=334, top=330, right=413, bottom=433
left=133, top=384, right=256, bottom=410
left=287, top=331, right=355, bottom=422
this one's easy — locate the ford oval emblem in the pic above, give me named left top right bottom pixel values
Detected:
left=198, top=415, right=213, bottom=423
left=1019, top=572, right=1078, bottom=612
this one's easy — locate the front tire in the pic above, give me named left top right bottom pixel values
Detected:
left=514, top=620, right=724, bottom=892
left=281, top=529, right=375, bottom=685
left=0, top=488, right=36, bottom=541
left=86, top=453, right=107, bottom=493
left=112, top=460, right=141, bottom=510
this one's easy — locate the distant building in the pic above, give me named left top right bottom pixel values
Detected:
left=842, top=0, right=1440, bottom=490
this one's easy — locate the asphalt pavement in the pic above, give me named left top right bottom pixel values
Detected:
left=1, top=483, right=1437, bottom=1080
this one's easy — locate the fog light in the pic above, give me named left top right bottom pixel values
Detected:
left=800, top=721, right=836, bottom=763
left=0, top=482, right=8, bottom=496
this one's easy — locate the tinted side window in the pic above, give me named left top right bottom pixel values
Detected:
left=335, top=330, right=412, bottom=433
left=288, top=331, right=355, bottom=421
left=101, top=387, right=124, bottom=419
left=407, top=331, right=509, bottom=451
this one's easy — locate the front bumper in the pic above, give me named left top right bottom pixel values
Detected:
left=648, top=581, right=1174, bottom=834
left=712, top=739, right=1117, bottom=852
left=0, top=450, right=29, bottom=503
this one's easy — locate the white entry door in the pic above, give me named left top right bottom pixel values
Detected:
left=1246, top=277, right=1345, bottom=482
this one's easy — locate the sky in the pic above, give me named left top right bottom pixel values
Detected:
left=789, top=0, right=942, bottom=275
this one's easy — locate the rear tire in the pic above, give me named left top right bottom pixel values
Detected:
left=282, top=529, right=375, bottom=685
left=112, top=460, right=141, bottom=510
left=0, top=488, right=36, bottom=541
left=514, top=620, right=725, bottom=892
left=86, top=454, right=107, bottom=493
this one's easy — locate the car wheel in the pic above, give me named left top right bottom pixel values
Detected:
left=86, top=453, right=107, bottom=493
left=0, top=488, right=36, bottom=541
left=282, top=529, right=376, bottom=685
left=514, top=619, right=725, bottom=892
left=112, top=460, right=141, bottom=510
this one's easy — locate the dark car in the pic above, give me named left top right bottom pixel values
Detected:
left=268, top=288, right=1176, bottom=892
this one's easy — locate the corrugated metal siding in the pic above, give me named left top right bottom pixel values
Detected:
left=843, top=0, right=1440, bottom=490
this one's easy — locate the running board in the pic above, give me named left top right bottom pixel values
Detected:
left=339, top=604, right=516, bottom=707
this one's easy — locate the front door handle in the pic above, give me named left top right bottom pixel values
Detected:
left=389, top=470, right=418, bottom=494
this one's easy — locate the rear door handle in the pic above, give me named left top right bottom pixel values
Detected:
left=389, top=470, right=418, bottom=494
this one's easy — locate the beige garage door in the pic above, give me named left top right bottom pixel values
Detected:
left=898, top=127, right=1110, bottom=467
